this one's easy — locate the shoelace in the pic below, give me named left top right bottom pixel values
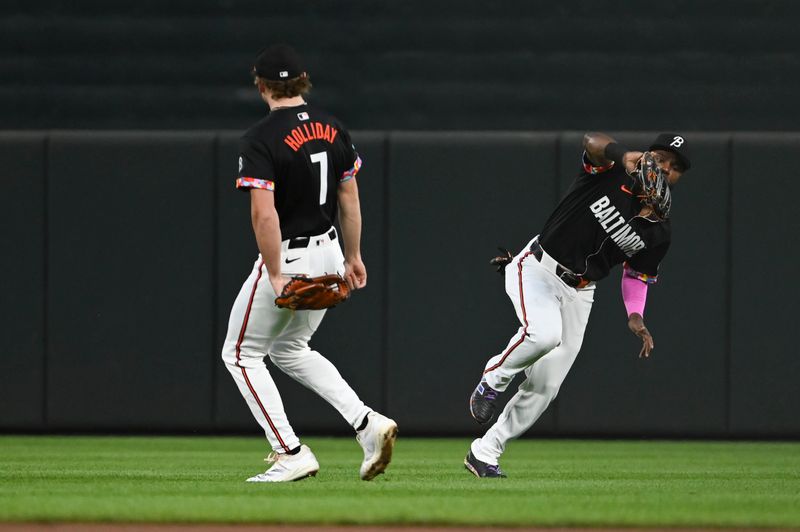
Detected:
left=264, top=451, right=284, bottom=465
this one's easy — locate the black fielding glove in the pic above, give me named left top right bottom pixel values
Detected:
left=489, top=247, right=513, bottom=275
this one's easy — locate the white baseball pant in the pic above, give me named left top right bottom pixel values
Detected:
left=221, top=228, right=371, bottom=452
left=473, top=236, right=595, bottom=464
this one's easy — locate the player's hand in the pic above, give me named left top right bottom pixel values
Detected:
left=343, top=257, right=367, bottom=290
left=270, top=274, right=292, bottom=297
left=623, top=150, right=645, bottom=176
left=627, top=313, right=654, bottom=358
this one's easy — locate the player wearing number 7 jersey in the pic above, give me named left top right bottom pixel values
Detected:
left=221, top=44, right=397, bottom=483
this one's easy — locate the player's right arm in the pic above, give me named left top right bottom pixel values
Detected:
left=583, top=132, right=642, bottom=174
left=337, top=177, right=366, bottom=290
left=250, top=189, right=289, bottom=296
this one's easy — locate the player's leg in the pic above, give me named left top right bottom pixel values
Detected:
left=481, top=251, right=569, bottom=392
left=268, top=239, right=396, bottom=479
left=470, top=247, right=570, bottom=426
left=268, top=310, right=396, bottom=480
left=221, top=259, right=317, bottom=481
left=269, top=240, right=372, bottom=428
left=268, top=309, right=372, bottom=428
left=467, top=284, right=595, bottom=473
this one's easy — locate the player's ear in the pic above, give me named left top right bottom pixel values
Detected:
left=254, top=78, right=267, bottom=95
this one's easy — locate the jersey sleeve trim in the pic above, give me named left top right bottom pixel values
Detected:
left=623, top=262, right=658, bottom=284
left=582, top=151, right=614, bottom=174
left=236, top=177, right=275, bottom=191
left=340, top=155, right=362, bottom=183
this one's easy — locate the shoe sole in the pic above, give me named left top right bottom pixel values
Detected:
left=291, top=468, right=319, bottom=482
left=469, top=400, right=494, bottom=425
left=463, top=457, right=506, bottom=479
left=246, top=465, right=320, bottom=483
left=464, top=457, right=482, bottom=478
left=361, top=422, right=398, bottom=481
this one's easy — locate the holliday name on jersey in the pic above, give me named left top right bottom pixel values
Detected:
left=283, top=122, right=339, bottom=152
left=589, top=196, right=646, bottom=257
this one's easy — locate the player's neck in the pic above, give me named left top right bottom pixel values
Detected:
left=267, top=96, right=306, bottom=111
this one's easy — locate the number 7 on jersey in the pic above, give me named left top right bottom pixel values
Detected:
left=311, top=151, right=328, bottom=205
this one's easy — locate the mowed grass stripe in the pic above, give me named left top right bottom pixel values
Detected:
left=0, top=436, right=798, bottom=527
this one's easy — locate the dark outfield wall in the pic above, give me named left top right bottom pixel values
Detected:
left=3, top=0, right=800, bottom=131
left=1, top=131, right=797, bottom=438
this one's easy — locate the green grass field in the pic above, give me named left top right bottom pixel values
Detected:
left=1, top=436, right=799, bottom=527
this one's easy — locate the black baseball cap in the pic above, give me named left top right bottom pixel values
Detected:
left=649, top=133, right=691, bottom=171
left=252, top=44, right=306, bottom=81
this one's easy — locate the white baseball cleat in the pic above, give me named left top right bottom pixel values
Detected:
left=356, top=411, right=398, bottom=481
left=246, top=444, right=319, bottom=482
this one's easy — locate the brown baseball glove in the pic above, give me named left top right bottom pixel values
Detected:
left=274, top=274, right=351, bottom=310
left=630, top=152, right=672, bottom=220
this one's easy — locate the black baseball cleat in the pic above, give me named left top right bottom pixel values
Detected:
left=464, top=450, right=507, bottom=478
left=469, top=380, right=499, bottom=424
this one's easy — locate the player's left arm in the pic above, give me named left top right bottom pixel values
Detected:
left=250, top=189, right=290, bottom=297
left=623, top=241, right=669, bottom=358
left=236, top=136, right=287, bottom=296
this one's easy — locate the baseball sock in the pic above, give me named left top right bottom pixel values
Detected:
left=356, top=415, right=368, bottom=431
left=286, top=446, right=301, bottom=455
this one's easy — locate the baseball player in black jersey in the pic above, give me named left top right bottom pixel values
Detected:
left=465, top=132, right=691, bottom=478
left=221, top=44, right=397, bottom=482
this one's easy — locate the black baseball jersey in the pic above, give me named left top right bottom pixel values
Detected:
left=236, top=104, right=362, bottom=240
left=538, top=153, right=671, bottom=283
